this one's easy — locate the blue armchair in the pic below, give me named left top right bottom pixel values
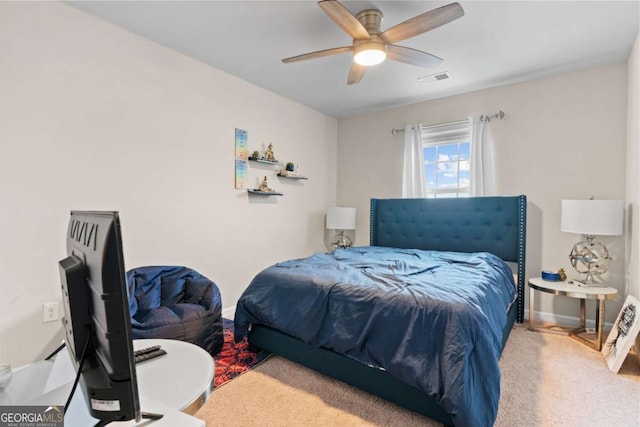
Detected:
left=127, top=266, right=223, bottom=355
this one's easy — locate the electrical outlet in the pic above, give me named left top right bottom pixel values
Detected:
left=43, top=301, right=60, bottom=323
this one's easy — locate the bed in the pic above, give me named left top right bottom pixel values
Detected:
left=234, top=196, right=527, bottom=427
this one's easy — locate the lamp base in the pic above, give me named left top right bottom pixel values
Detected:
left=568, top=235, right=611, bottom=287
left=332, top=231, right=352, bottom=249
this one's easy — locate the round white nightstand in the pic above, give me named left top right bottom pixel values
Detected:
left=528, top=277, right=617, bottom=350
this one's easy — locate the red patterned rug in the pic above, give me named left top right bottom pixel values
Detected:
left=213, top=318, right=270, bottom=388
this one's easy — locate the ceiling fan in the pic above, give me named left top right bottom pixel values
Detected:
left=282, top=1, right=464, bottom=85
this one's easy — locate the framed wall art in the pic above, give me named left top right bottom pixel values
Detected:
left=234, top=128, right=248, bottom=189
left=235, top=159, right=247, bottom=189
left=235, top=128, right=248, bottom=160
left=602, top=295, right=640, bottom=373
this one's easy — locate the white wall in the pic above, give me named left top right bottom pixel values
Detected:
left=337, top=63, right=628, bottom=324
left=627, top=34, right=639, bottom=300
left=626, top=33, right=639, bottom=352
left=0, top=2, right=337, bottom=366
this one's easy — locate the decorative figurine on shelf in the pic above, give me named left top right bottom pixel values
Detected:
left=284, top=161, right=298, bottom=176
left=256, top=176, right=273, bottom=192
left=265, top=143, right=276, bottom=162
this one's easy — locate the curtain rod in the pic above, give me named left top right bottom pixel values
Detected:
left=480, top=110, right=505, bottom=122
left=391, top=110, right=505, bottom=135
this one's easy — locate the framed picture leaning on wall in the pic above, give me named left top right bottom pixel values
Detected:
left=602, top=295, right=640, bottom=373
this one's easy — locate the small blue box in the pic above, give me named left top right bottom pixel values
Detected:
left=541, top=270, right=559, bottom=281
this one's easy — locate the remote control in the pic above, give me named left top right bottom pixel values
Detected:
left=135, top=348, right=167, bottom=364
left=134, top=345, right=161, bottom=357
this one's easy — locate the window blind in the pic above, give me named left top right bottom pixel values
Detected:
left=420, top=120, right=470, bottom=146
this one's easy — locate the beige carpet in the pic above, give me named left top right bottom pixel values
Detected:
left=196, top=324, right=640, bottom=426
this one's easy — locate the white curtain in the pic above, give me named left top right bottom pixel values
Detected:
left=402, top=124, right=426, bottom=198
left=469, top=115, right=496, bottom=196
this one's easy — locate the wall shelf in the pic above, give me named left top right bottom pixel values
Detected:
left=278, top=173, right=309, bottom=180
left=249, top=158, right=279, bottom=166
left=247, top=189, right=283, bottom=196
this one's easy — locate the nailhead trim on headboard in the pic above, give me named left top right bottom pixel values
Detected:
left=516, top=195, right=527, bottom=323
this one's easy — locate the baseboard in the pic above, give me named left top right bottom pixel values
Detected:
left=524, top=309, right=614, bottom=330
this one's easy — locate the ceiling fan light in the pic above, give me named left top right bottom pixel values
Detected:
left=354, top=43, right=386, bottom=66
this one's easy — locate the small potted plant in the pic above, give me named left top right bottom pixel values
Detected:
left=286, top=162, right=295, bottom=172
left=250, top=150, right=260, bottom=160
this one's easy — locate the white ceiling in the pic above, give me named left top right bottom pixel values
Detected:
left=67, top=1, right=639, bottom=118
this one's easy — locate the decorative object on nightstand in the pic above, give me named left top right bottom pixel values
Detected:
left=557, top=268, right=567, bottom=281
left=560, top=197, right=624, bottom=286
left=326, top=207, right=356, bottom=248
left=541, top=268, right=567, bottom=282
left=541, top=270, right=560, bottom=281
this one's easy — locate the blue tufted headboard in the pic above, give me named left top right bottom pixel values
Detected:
left=370, top=195, right=527, bottom=322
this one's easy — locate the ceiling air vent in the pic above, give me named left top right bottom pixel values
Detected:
left=418, top=71, right=451, bottom=85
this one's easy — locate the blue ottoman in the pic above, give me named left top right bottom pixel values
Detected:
left=127, top=266, right=223, bottom=355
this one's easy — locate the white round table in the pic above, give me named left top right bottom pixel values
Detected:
left=133, top=339, right=214, bottom=414
left=528, top=277, right=617, bottom=350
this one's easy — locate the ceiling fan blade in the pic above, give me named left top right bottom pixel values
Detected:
left=282, top=46, right=352, bottom=64
left=318, top=0, right=370, bottom=40
left=386, top=45, right=443, bottom=68
left=347, top=62, right=366, bottom=85
left=381, top=2, right=464, bottom=45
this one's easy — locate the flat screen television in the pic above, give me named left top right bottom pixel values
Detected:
left=59, top=211, right=149, bottom=426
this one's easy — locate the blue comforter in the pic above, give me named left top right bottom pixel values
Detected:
left=234, top=246, right=516, bottom=426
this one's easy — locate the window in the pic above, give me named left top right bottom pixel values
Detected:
left=421, top=120, right=471, bottom=198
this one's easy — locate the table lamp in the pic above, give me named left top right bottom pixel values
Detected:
left=326, top=207, right=356, bottom=249
left=560, top=198, right=624, bottom=286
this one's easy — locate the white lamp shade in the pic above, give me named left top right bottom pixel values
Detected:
left=326, top=207, right=356, bottom=230
left=561, top=199, right=624, bottom=236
